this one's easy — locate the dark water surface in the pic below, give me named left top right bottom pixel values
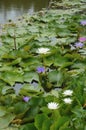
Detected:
left=0, top=0, right=49, bottom=24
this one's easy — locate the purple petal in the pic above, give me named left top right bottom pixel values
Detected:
left=37, top=67, right=45, bottom=73
left=23, top=96, right=30, bottom=102
left=80, top=20, right=86, bottom=26
left=74, top=42, right=84, bottom=48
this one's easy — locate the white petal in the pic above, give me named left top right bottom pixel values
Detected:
left=63, top=98, right=72, bottom=104
left=37, top=47, right=50, bottom=54
left=47, top=102, right=59, bottom=109
left=63, top=90, right=73, bottom=96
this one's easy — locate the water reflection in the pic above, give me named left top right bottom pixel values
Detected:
left=0, top=0, right=49, bottom=24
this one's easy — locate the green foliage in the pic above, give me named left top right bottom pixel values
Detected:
left=20, top=123, right=37, bottom=130
left=0, top=0, right=86, bottom=129
left=0, top=114, right=15, bottom=129
left=34, top=114, right=49, bottom=130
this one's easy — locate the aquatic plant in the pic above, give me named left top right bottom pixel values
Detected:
left=0, top=0, right=86, bottom=129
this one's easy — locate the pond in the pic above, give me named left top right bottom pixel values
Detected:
left=0, top=0, right=49, bottom=24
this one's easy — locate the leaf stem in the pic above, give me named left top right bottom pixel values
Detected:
left=13, top=29, right=17, bottom=50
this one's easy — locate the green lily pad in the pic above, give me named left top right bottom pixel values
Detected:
left=0, top=113, right=15, bottom=129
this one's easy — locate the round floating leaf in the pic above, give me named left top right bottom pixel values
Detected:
left=42, top=119, right=52, bottom=130
left=48, top=70, right=63, bottom=83
left=24, top=71, right=39, bottom=82
left=0, top=113, right=15, bottom=129
left=35, top=114, right=48, bottom=130
left=0, top=71, right=23, bottom=86
left=50, top=116, right=69, bottom=130
left=20, top=123, right=37, bottom=130
left=0, top=106, right=7, bottom=117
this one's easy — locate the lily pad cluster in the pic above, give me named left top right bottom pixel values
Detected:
left=0, top=0, right=86, bottom=129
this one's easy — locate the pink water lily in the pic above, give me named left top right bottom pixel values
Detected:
left=79, top=37, right=86, bottom=42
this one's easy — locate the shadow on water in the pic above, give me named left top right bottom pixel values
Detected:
left=0, top=0, right=49, bottom=24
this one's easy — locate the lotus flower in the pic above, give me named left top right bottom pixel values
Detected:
left=37, top=47, right=50, bottom=54
left=63, top=90, right=73, bottom=96
left=74, top=42, right=84, bottom=48
left=37, top=67, right=45, bottom=73
left=63, top=98, right=72, bottom=104
left=23, top=96, right=30, bottom=102
left=47, top=102, right=59, bottom=109
left=79, top=37, right=86, bottom=42
left=80, top=20, right=86, bottom=26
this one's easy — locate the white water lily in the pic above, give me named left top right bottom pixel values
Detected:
left=63, top=90, right=73, bottom=96
left=63, top=98, right=72, bottom=104
left=47, top=102, right=59, bottom=109
left=37, top=47, right=50, bottom=54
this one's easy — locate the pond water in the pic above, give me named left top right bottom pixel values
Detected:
left=0, top=0, right=49, bottom=24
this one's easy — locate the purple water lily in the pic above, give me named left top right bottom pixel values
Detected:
left=23, top=96, right=30, bottom=102
left=80, top=20, right=86, bottom=26
left=74, top=42, right=84, bottom=48
left=37, top=67, right=45, bottom=73
left=79, top=37, right=86, bottom=42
